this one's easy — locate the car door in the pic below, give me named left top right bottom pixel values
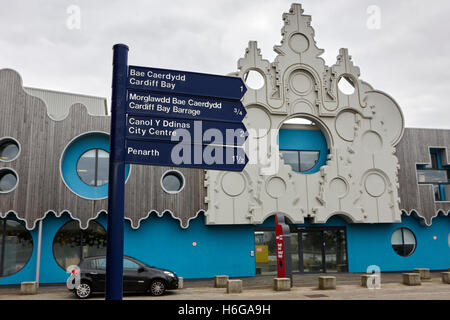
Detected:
left=87, top=258, right=106, bottom=292
left=123, top=258, right=147, bottom=292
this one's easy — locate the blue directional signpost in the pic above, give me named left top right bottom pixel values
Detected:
left=106, top=44, right=248, bottom=300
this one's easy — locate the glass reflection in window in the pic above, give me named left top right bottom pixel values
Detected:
left=53, top=220, right=107, bottom=270
left=0, top=139, right=20, bottom=162
left=280, top=150, right=320, bottom=173
left=280, top=150, right=299, bottom=172
left=77, top=149, right=109, bottom=187
left=299, top=151, right=320, bottom=172
left=0, top=219, right=33, bottom=277
left=0, top=170, right=17, bottom=192
left=391, top=228, right=416, bottom=257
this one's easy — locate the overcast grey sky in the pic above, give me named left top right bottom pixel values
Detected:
left=1, top=0, right=449, bottom=128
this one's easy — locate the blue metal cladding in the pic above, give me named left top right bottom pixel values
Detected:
left=278, top=128, right=328, bottom=174
left=122, top=213, right=255, bottom=279
left=1, top=212, right=448, bottom=285
left=346, top=215, right=450, bottom=272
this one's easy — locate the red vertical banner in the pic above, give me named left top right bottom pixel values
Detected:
left=275, top=214, right=286, bottom=278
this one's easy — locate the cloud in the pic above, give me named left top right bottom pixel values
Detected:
left=1, top=0, right=449, bottom=128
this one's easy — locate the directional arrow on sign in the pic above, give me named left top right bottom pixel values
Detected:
left=126, top=115, right=248, bottom=146
left=126, top=90, right=247, bottom=123
left=125, top=139, right=248, bottom=171
left=127, top=65, right=247, bottom=100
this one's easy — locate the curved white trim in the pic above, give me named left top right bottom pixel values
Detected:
left=59, top=131, right=133, bottom=200
left=0, top=167, right=19, bottom=194
left=0, top=209, right=108, bottom=231
left=160, top=169, right=186, bottom=194
left=0, top=136, right=21, bottom=163
left=320, top=211, right=358, bottom=224
left=257, top=211, right=299, bottom=226
left=125, top=209, right=205, bottom=230
left=401, top=209, right=449, bottom=227
left=0, top=69, right=91, bottom=123
left=1, top=208, right=205, bottom=231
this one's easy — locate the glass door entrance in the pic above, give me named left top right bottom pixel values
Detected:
left=297, top=228, right=347, bottom=273
left=254, top=227, right=348, bottom=275
left=300, top=230, right=324, bottom=272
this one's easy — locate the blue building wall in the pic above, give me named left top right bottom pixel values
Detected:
left=122, top=213, right=255, bottom=279
left=278, top=128, right=328, bottom=174
left=1, top=212, right=449, bottom=285
left=346, top=215, right=450, bottom=272
left=1, top=212, right=255, bottom=285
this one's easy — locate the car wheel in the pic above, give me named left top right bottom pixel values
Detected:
left=150, top=279, right=166, bottom=296
left=74, top=282, right=92, bottom=299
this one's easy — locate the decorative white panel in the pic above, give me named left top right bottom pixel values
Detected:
left=204, top=4, right=405, bottom=225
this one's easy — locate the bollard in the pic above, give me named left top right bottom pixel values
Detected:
left=273, top=278, right=291, bottom=291
left=441, top=272, right=450, bottom=284
left=413, top=268, right=431, bottom=281
left=20, top=282, right=38, bottom=295
left=178, top=277, right=183, bottom=289
left=214, top=275, right=229, bottom=288
left=361, top=274, right=381, bottom=288
left=402, top=273, right=421, bottom=286
left=226, top=279, right=243, bottom=294
left=318, top=276, right=336, bottom=290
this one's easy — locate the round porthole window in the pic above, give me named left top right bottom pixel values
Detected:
left=0, top=168, right=18, bottom=193
left=391, top=227, right=416, bottom=257
left=61, top=132, right=130, bottom=200
left=161, top=170, right=185, bottom=194
left=53, top=220, right=107, bottom=271
left=76, top=149, right=109, bottom=187
left=0, top=138, right=20, bottom=162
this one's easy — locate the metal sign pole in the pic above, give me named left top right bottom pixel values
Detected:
left=105, top=43, right=128, bottom=301
left=105, top=43, right=248, bottom=300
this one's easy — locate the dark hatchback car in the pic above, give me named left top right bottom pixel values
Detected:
left=71, top=255, right=178, bottom=298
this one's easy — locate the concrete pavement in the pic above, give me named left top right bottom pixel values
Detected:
left=0, top=272, right=448, bottom=300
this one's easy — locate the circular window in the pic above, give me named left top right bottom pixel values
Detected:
left=338, top=76, right=355, bottom=95
left=161, top=170, right=185, bottom=194
left=391, top=227, right=416, bottom=257
left=61, top=132, right=130, bottom=199
left=0, top=138, right=20, bottom=162
left=76, top=149, right=109, bottom=187
left=0, top=218, right=33, bottom=277
left=0, top=168, right=18, bottom=193
left=53, top=220, right=107, bottom=271
left=278, top=116, right=329, bottom=175
left=244, top=70, right=265, bottom=90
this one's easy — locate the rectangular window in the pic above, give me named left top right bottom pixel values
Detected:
left=280, top=150, right=320, bottom=173
left=280, top=150, right=299, bottom=172
left=417, top=170, right=448, bottom=184
left=299, top=151, right=320, bottom=172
